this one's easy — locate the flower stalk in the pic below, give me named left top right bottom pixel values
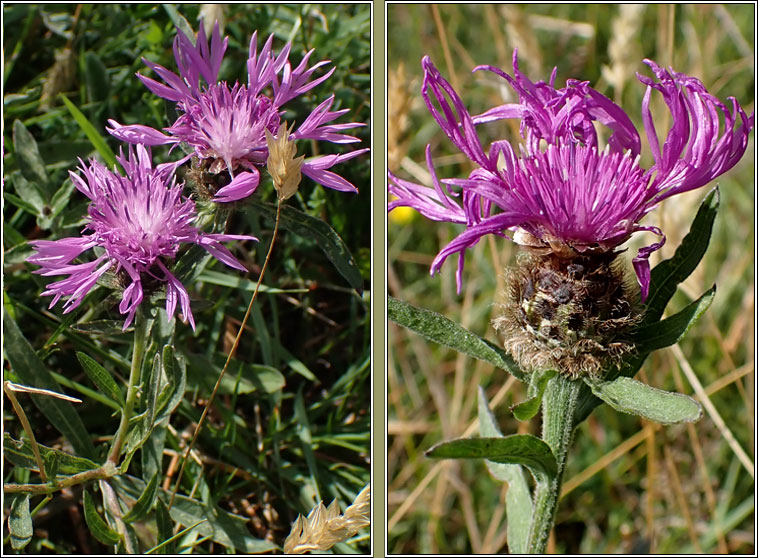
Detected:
left=527, top=375, right=581, bottom=553
left=169, top=198, right=285, bottom=508
left=107, top=310, right=147, bottom=465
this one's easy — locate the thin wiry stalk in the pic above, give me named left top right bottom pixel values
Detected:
left=169, top=199, right=283, bottom=508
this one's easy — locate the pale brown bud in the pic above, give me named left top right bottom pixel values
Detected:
left=266, top=123, right=305, bottom=201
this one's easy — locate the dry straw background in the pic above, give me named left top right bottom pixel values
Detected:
left=387, top=4, right=754, bottom=554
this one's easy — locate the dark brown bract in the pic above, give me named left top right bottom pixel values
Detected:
left=494, top=251, right=642, bottom=378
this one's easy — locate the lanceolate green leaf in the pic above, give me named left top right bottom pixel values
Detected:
left=644, top=188, right=719, bottom=325
left=585, top=376, right=703, bottom=424
left=163, top=4, right=196, bottom=44
left=10, top=171, right=46, bottom=217
left=575, top=190, right=719, bottom=425
left=83, top=489, right=122, bottom=546
left=512, top=369, right=557, bottom=421
left=634, top=286, right=715, bottom=353
left=247, top=199, right=364, bottom=293
left=43, top=450, right=60, bottom=481
left=12, top=119, right=52, bottom=201
left=477, top=388, right=531, bottom=555
left=155, top=345, right=186, bottom=421
left=122, top=472, right=159, bottom=523
left=4, top=433, right=100, bottom=475
left=9, top=494, right=33, bottom=550
left=59, top=94, right=117, bottom=169
left=113, top=475, right=277, bottom=553
left=77, top=352, right=125, bottom=408
left=155, top=499, right=176, bottom=554
left=389, top=296, right=526, bottom=381
left=3, top=310, right=96, bottom=459
left=426, top=435, right=558, bottom=481
left=145, top=353, right=162, bottom=426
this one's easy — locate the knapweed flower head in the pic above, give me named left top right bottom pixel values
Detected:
left=389, top=52, right=753, bottom=301
left=27, top=144, right=256, bottom=330
left=389, top=52, right=752, bottom=376
left=108, top=22, right=368, bottom=203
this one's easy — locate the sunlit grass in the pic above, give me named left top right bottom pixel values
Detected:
left=387, top=4, right=754, bottom=554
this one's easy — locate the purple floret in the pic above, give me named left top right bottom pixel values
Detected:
left=27, top=145, right=256, bottom=329
left=108, top=22, right=368, bottom=203
left=389, top=51, right=753, bottom=300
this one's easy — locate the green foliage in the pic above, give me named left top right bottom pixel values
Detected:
left=426, top=435, right=558, bottom=481
left=4, top=433, right=100, bottom=475
left=388, top=4, right=753, bottom=555
left=388, top=296, right=526, bottom=380
left=477, top=388, right=531, bottom=554
left=585, top=376, right=702, bottom=424
left=8, top=495, right=33, bottom=550
left=512, top=369, right=557, bottom=421
left=3, top=4, right=369, bottom=554
left=82, top=490, right=122, bottom=546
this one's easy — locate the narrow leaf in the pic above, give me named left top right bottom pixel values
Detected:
left=247, top=199, right=364, bottom=292
left=145, top=353, right=162, bottom=426
left=112, top=475, right=277, bottom=553
left=155, top=345, right=186, bottom=420
left=84, top=51, right=110, bottom=103
left=426, top=435, right=558, bottom=480
left=183, top=351, right=285, bottom=395
left=83, top=490, right=122, bottom=546
left=59, top=94, right=117, bottom=169
left=122, top=472, right=159, bottom=523
left=634, top=286, right=715, bottom=352
left=10, top=171, right=46, bottom=216
left=155, top=499, right=176, bottom=554
left=12, top=119, right=51, bottom=200
left=389, top=296, right=526, bottom=380
left=294, top=387, right=321, bottom=501
left=197, top=269, right=302, bottom=294
left=512, top=369, right=557, bottom=421
left=644, top=188, right=719, bottom=325
left=478, top=388, right=531, bottom=554
left=163, top=4, right=196, bottom=44
left=72, top=320, right=133, bottom=335
left=76, top=352, right=125, bottom=407
left=4, top=433, right=100, bottom=474
left=9, top=494, right=33, bottom=550
left=3, top=310, right=96, bottom=458
left=575, top=190, right=719, bottom=425
left=585, top=376, right=703, bottom=424
left=49, top=177, right=77, bottom=218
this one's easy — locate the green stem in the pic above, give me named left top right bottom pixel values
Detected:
left=526, top=375, right=581, bottom=553
left=4, top=462, right=117, bottom=495
left=107, top=310, right=147, bottom=465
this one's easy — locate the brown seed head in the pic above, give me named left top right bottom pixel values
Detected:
left=493, top=251, right=642, bottom=378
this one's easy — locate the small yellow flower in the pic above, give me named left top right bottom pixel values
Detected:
left=266, top=123, right=305, bottom=201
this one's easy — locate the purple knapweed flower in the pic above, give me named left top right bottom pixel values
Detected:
left=27, top=145, right=256, bottom=329
left=108, top=22, right=368, bottom=203
left=388, top=52, right=753, bottom=301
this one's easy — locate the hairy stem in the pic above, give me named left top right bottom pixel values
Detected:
left=4, top=462, right=117, bottom=495
left=169, top=199, right=283, bottom=508
left=100, top=479, right=135, bottom=553
left=108, top=311, right=147, bottom=465
left=526, top=375, right=581, bottom=553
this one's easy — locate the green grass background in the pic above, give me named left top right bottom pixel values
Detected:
left=387, top=4, right=754, bottom=554
left=3, top=3, right=370, bottom=554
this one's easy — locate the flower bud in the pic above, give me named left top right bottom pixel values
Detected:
left=266, top=123, right=305, bottom=201
left=494, top=251, right=642, bottom=378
